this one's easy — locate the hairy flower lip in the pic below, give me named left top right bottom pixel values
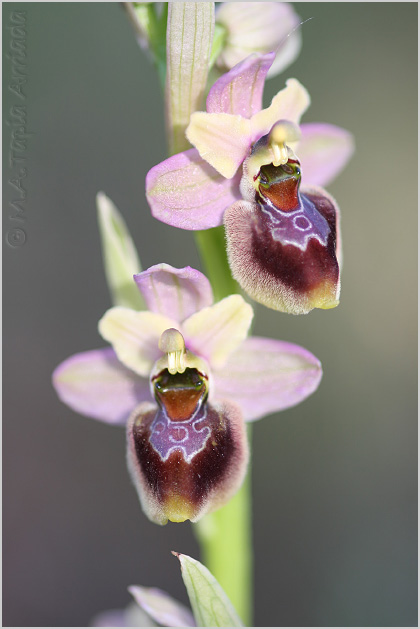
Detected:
left=53, top=264, right=323, bottom=521
left=224, top=182, right=341, bottom=314
left=127, top=397, right=249, bottom=525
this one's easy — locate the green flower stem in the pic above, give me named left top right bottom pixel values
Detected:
left=163, top=4, right=253, bottom=623
left=194, top=227, right=239, bottom=302
left=124, top=3, right=167, bottom=89
left=194, top=430, right=253, bottom=626
left=194, top=227, right=253, bottom=626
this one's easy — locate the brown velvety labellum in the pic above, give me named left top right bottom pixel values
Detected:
left=252, top=190, right=338, bottom=298
left=224, top=180, right=341, bottom=313
left=130, top=401, right=245, bottom=523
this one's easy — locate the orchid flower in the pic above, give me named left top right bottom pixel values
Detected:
left=146, top=52, right=354, bottom=314
left=215, top=2, right=302, bottom=79
left=125, top=2, right=302, bottom=82
left=53, top=263, right=321, bottom=525
left=92, top=589, right=192, bottom=627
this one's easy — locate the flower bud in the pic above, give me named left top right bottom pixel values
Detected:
left=215, top=2, right=302, bottom=79
left=127, top=334, right=248, bottom=525
left=224, top=137, right=341, bottom=315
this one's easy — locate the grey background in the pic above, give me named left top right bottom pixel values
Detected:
left=3, top=2, right=417, bottom=627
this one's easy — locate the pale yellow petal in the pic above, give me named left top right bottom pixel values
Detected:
left=250, top=78, right=310, bottom=141
left=98, top=307, right=178, bottom=377
left=186, top=112, right=252, bottom=179
left=182, top=295, right=253, bottom=368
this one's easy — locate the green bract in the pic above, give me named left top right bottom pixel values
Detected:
left=176, top=553, right=243, bottom=627
left=96, top=192, right=144, bottom=310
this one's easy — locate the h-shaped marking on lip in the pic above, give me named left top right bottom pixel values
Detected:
left=260, top=199, right=330, bottom=252
left=149, top=407, right=211, bottom=463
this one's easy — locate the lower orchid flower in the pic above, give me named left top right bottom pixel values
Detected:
left=146, top=52, right=353, bottom=314
left=93, top=586, right=194, bottom=627
left=53, top=264, right=322, bottom=525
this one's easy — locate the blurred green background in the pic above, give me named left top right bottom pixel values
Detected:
left=3, top=2, right=417, bottom=626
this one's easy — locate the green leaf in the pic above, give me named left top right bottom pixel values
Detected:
left=96, top=192, right=145, bottom=310
left=174, top=552, right=243, bottom=627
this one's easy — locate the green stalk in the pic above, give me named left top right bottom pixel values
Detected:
left=194, top=227, right=253, bottom=626
left=124, top=3, right=168, bottom=89
left=163, top=4, right=253, bottom=624
left=194, top=227, right=239, bottom=302
left=194, top=428, right=253, bottom=626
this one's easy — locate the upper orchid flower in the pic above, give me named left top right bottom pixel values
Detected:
left=215, top=2, right=302, bottom=79
left=146, top=52, right=354, bottom=314
left=53, top=264, right=322, bottom=525
left=125, top=2, right=302, bottom=83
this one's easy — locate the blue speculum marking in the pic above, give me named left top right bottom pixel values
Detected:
left=149, top=404, right=211, bottom=463
left=260, top=197, right=330, bottom=252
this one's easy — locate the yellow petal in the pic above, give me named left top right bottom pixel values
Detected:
left=182, top=294, right=253, bottom=368
left=98, top=307, right=178, bottom=377
left=250, top=78, right=310, bottom=141
left=186, top=112, right=252, bottom=178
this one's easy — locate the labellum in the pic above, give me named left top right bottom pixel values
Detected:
left=127, top=330, right=248, bottom=525
left=225, top=121, right=341, bottom=315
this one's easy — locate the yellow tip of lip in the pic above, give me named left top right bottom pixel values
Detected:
left=166, top=496, right=194, bottom=523
left=310, top=285, right=340, bottom=310
left=319, top=300, right=339, bottom=310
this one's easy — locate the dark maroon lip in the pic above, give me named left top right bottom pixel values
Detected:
left=128, top=399, right=248, bottom=523
left=250, top=190, right=338, bottom=295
